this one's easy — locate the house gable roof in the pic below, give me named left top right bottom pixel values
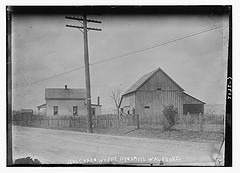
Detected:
left=45, top=88, right=86, bottom=100
left=123, top=67, right=184, bottom=96
left=37, top=103, right=46, bottom=109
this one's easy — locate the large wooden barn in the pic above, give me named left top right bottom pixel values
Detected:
left=120, top=67, right=205, bottom=121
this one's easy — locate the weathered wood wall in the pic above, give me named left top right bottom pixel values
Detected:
left=135, top=91, right=183, bottom=120
left=135, top=69, right=184, bottom=121
left=120, top=93, right=136, bottom=114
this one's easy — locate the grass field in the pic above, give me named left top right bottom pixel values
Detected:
left=16, top=123, right=224, bottom=143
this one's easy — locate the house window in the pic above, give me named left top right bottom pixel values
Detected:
left=157, top=87, right=162, bottom=91
left=73, top=106, right=78, bottom=115
left=144, top=105, right=150, bottom=109
left=53, top=106, right=58, bottom=115
left=91, top=108, right=95, bottom=115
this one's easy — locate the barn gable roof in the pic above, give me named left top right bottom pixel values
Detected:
left=45, top=88, right=86, bottom=100
left=123, top=67, right=184, bottom=95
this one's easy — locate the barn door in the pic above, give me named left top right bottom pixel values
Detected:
left=144, top=105, right=150, bottom=126
left=144, top=105, right=150, bottom=115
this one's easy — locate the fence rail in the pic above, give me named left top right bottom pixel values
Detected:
left=13, top=114, right=137, bottom=129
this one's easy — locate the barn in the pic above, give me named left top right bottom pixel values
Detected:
left=42, top=85, right=102, bottom=117
left=120, top=67, right=205, bottom=122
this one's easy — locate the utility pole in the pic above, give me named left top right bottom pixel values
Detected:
left=65, top=15, right=102, bottom=133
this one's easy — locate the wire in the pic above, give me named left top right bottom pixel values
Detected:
left=13, top=24, right=223, bottom=89
left=90, top=24, right=223, bottom=65
left=14, top=66, right=85, bottom=89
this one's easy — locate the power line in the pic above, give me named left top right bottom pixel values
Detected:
left=14, top=66, right=85, bottom=89
left=14, top=24, right=223, bottom=90
left=90, top=24, right=223, bottom=65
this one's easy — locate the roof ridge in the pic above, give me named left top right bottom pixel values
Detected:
left=45, top=88, right=85, bottom=90
left=123, top=67, right=160, bottom=95
left=45, top=88, right=86, bottom=99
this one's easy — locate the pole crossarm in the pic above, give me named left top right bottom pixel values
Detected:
left=65, top=16, right=102, bottom=23
left=66, top=24, right=102, bottom=31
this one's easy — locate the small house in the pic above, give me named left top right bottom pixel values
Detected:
left=39, top=85, right=102, bottom=117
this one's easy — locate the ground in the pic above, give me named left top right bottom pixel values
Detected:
left=94, top=126, right=223, bottom=143
left=12, top=126, right=224, bottom=166
left=25, top=122, right=224, bottom=143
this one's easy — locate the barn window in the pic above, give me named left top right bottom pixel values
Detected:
left=144, top=105, right=150, bottom=109
left=73, top=106, right=78, bottom=115
left=53, top=106, right=58, bottom=115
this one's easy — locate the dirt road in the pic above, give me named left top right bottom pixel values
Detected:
left=12, top=126, right=223, bottom=166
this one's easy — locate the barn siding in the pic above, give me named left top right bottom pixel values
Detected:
left=135, top=70, right=183, bottom=121
left=120, top=93, right=136, bottom=114
left=135, top=90, right=183, bottom=120
left=139, top=69, right=181, bottom=91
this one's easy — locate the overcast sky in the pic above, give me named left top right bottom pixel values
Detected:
left=12, top=13, right=229, bottom=113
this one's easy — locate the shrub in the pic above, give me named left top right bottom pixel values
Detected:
left=162, top=104, right=178, bottom=131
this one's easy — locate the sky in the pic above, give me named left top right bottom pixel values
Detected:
left=11, top=13, right=229, bottom=113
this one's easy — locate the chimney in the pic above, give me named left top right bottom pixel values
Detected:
left=97, top=97, right=100, bottom=105
left=65, top=85, right=67, bottom=89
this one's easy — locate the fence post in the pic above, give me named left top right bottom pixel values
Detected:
left=118, top=115, right=121, bottom=126
left=73, top=116, right=75, bottom=127
left=137, top=114, right=140, bottom=129
left=109, top=116, right=111, bottom=127
left=96, top=116, right=98, bottom=127
left=48, top=116, right=49, bottom=126
left=105, top=116, right=107, bottom=127
left=200, top=113, right=203, bottom=132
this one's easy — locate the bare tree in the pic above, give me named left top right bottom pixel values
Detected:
left=110, top=88, right=122, bottom=115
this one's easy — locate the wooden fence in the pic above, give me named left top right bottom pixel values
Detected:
left=13, top=113, right=224, bottom=132
left=14, top=114, right=137, bottom=129
left=139, top=113, right=224, bottom=132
